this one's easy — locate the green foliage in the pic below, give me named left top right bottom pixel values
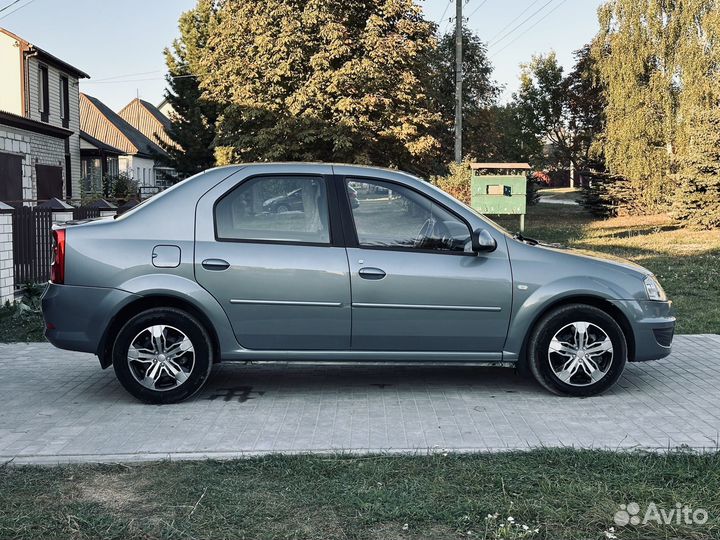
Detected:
left=566, top=44, right=606, bottom=170
left=514, top=52, right=566, bottom=168
left=483, top=104, right=536, bottom=163
left=673, top=108, right=720, bottom=229
left=595, top=0, right=720, bottom=216
left=104, top=172, right=139, bottom=202
left=0, top=283, right=45, bottom=343
left=430, top=160, right=472, bottom=204
left=158, top=0, right=219, bottom=178
left=513, top=48, right=606, bottom=172
left=199, top=0, right=442, bottom=177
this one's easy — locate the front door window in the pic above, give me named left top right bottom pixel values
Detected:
left=346, top=179, right=471, bottom=253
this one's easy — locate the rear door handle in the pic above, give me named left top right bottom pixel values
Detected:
left=202, top=258, right=230, bottom=271
left=359, top=267, right=386, bottom=280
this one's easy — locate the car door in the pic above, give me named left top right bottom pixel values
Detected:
left=340, top=176, right=512, bottom=352
left=194, top=169, right=351, bottom=350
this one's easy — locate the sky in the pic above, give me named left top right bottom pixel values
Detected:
left=0, top=0, right=603, bottom=111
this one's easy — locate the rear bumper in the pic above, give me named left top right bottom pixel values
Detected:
left=41, top=283, right=139, bottom=354
left=611, top=299, right=675, bottom=362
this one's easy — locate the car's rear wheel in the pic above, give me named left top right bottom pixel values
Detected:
left=112, top=308, right=213, bottom=404
left=527, top=304, right=627, bottom=396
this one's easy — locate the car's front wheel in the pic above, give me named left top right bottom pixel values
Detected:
left=112, top=308, right=213, bottom=404
left=527, top=304, right=627, bottom=396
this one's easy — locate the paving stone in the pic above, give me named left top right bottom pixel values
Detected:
left=0, top=336, right=719, bottom=464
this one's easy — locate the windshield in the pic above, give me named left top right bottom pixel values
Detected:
left=453, top=197, right=514, bottom=237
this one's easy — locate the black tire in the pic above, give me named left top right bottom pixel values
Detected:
left=275, top=204, right=289, bottom=213
left=112, top=308, right=213, bottom=404
left=527, top=304, right=627, bottom=396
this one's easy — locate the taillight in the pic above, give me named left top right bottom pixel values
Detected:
left=50, top=229, right=66, bottom=284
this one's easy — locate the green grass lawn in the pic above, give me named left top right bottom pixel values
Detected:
left=0, top=302, right=44, bottom=342
left=2, top=449, right=720, bottom=540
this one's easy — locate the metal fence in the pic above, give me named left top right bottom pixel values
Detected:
left=12, top=206, right=53, bottom=285
left=72, top=207, right=101, bottom=220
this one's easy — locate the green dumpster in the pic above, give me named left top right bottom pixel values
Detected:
left=470, top=162, right=531, bottom=231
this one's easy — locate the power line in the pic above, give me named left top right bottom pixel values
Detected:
left=467, top=0, right=489, bottom=19
left=438, top=0, right=452, bottom=26
left=489, top=0, right=556, bottom=48
left=90, top=70, right=164, bottom=83
left=0, top=0, right=23, bottom=14
left=491, top=0, right=569, bottom=56
left=82, top=74, right=197, bottom=85
left=0, top=0, right=37, bottom=20
left=486, top=0, right=542, bottom=44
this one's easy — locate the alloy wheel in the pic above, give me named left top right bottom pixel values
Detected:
left=127, top=325, right=195, bottom=392
left=547, top=321, right=614, bottom=387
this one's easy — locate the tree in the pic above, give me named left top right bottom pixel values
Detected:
left=512, top=46, right=608, bottom=173
left=198, top=0, right=441, bottom=177
left=673, top=109, right=720, bottom=229
left=513, top=52, right=571, bottom=168
left=158, top=0, right=219, bottom=178
left=595, top=0, right=684, bottom=213
left=483, top=104, right=539, bottom=162
left=594, top=0, right=720, bottom=215
left=566, top=44, right=606, bottom=170
left=424, top=28, right=500, bottom=162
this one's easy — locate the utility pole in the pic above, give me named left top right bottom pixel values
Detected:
left=454, top=0, right=463, bottom=163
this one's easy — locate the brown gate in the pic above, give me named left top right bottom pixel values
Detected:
left=36, top=164, right=63, bottom=202
left=12, top=206, right=53, bottom=285
left=0, top=152, right=23, bottom=206
left=72, top=207, right=101, bottom=220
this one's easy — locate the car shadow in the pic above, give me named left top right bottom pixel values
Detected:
left=194, top=361, right=658, bottom=402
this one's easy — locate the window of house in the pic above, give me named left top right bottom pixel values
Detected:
left=215, top=176, right=330, bottom=244
left=60, top=75, right=69, bottom=127
left=80, top=157, right=103, bottom=194
left=107, top=157, right=119, bottom=177
left=346, top=179, right=471, bottom=253
left=38, top=65, right=49, bottom=122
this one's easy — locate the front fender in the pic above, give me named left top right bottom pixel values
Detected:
left=503, top=275, right=636, bottom=361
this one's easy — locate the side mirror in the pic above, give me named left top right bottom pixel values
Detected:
left=471, top=228, right=497, bottom=253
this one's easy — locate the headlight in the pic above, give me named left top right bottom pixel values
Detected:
left=644, top=275, right=667, bottom=301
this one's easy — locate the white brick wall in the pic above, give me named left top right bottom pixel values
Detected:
left=0, top=125, right=66, bottom=203
left=0, top=212, right=14, bottom=305
left=0, top=128, right=31, bottom=204
left=51, top=211, right=73, bottom=224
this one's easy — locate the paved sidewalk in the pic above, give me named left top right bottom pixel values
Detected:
left=1, top=335, right=719, bottom=465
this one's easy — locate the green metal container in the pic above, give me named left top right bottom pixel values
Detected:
left=471, top=173, right=527, bottom=215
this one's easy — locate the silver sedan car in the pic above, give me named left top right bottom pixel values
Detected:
left=41, top=163, right=675, bottom=403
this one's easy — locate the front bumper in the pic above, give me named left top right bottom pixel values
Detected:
left=41, top=283, right=140, bottom=354
left=611, top=299, right=675, bottom=362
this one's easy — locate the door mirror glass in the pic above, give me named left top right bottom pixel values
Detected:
left=471, top=228, right=497, bottom=253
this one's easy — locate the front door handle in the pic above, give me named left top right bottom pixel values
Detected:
left=202, top=258, right=230, bottom=271
left=359, top=267, right=386, bottom=280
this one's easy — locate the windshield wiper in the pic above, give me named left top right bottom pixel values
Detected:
left=513, top=232, right=539, bottom=245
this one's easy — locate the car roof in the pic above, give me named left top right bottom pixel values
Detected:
left=210, top=162, right=425, bottom=185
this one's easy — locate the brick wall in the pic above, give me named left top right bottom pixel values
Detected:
left=0, top=207, right=14, bottom=304
left=0, top=128, right=32, bottom=202
left=0, top=125, right=66, bottom=202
